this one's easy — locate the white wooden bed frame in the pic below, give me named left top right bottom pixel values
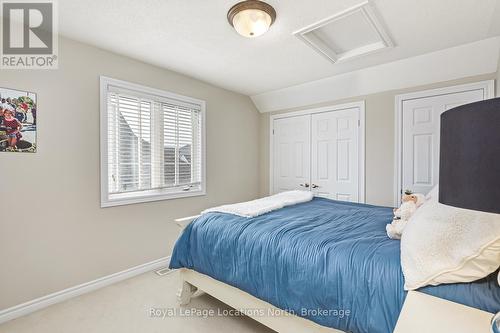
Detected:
left=174, top=215, right=494, bottom=333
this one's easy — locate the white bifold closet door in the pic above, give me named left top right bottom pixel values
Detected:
left=272, top=107, right=360, bottom=202
left=272, top=115, right=311, bottom=192
left=311, top=109, right=359, bottom=202
left=401, top=90, right=484, bottom=196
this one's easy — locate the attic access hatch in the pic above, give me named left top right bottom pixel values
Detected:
left=294, top=1, right=393, bottom=63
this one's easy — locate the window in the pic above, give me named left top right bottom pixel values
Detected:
left=100, top=77, right=205, bottom=207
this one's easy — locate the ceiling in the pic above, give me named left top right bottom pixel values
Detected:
left=59, top=0, right=500, bottom=97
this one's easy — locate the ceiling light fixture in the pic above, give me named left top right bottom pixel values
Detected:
left=227, top=0, right=276, bottom=38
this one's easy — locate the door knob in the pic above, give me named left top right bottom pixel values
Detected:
left=311, top=184, right=319, bottom=189
left=299, top=183, right=310, bottom=188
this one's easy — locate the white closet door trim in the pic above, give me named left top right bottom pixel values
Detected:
left=269, top=101, right=365, bottom=203
left=393, top=80, right=495, bottom=206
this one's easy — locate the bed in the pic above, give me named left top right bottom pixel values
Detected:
left=169, top=197, right=500, bottom=333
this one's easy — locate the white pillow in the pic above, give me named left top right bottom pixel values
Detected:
left=425, top=185, right=439, bottom=201
left=401, top=187, right=500, bottom=290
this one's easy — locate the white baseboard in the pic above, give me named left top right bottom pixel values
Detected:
left=0, top=256, right=170, bottom=325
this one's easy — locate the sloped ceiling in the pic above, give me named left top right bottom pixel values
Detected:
left=59, top=0, right=500, bottom=110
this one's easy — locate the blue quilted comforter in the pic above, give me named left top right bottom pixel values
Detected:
left=170, top=197, right=500, bottom=333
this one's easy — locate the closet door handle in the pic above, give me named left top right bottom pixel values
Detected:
left=299, top=183, right=310, bottom=188
left=311, top=184, right=319, bottom=189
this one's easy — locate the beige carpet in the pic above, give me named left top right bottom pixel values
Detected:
left=0, top=271, right=275, bottom=333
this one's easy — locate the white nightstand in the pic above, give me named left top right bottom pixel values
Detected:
left=394, top=291, right=494, bottom=333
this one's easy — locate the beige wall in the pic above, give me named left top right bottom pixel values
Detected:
left=497, top=52, right=500, bottom=96
left=259, top=73, right=496, bottom=207
left=0, top=37, right=261, bottom=310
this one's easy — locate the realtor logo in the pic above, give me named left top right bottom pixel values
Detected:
left=1, top=0, right=58, bottom=69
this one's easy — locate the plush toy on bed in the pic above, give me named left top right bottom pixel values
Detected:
left=386, top=190, right=426, bottom=240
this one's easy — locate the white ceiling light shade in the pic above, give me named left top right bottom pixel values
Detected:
left=228, top=1, right=276, bottom=38
left=233, top=9, right=272, bottom=37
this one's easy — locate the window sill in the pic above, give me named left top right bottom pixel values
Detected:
left=101, top=188, right=206, bottom=208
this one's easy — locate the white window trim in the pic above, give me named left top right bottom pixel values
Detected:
left=100, top=76, right=206, bottom=208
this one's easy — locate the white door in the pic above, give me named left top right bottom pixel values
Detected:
left=401, top=90, right=484, bottom=196
left=273, top=115, right=311, bottom=193
left=311, top=108, right=360, bottom=202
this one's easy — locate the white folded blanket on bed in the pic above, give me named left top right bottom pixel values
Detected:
left=202, top=190, right=314, bottom=218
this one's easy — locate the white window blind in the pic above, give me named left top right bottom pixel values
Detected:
left=101, top=77, right=205, bottom=207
